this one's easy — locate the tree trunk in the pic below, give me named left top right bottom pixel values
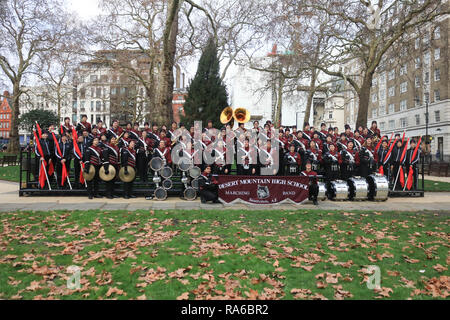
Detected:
left=303, top=69, right=317, bottom=127
left=274, top=76, right=284, bottom=127
left=356, top=73, right=373, bottom=128
left=155, top=0, right=180, bottom=126
left=7, top=83, right=21, bottom=153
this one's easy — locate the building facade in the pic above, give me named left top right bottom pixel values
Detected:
left=0, top=91, right=12, bottom=140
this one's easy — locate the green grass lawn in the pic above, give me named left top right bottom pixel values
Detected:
left=0, top=166, right=21, bottom=182
left=0, top=209, right=448, bottom=300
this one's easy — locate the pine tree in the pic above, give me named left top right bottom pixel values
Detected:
left=181, top=38, right=228, bottom=129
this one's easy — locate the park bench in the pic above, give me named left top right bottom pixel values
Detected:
left=0, top=155, right=18, bottom=167
left=426, top=162, right=449, bottom=177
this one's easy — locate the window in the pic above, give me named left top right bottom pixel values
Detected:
left=424, top=51, right=430, bottom=65
left=380, top=89, right=386, bottom=100
left=372, top=77, right=378, bottom=86
left=121, top=87, right=126, bottom=94
left=400, top=117, right=408, bottom=128
left=424, top=72, right=429, bottom=84
left=388, top=103, right=395, bottom=114
left=91, top=87, right=95, bottom=98
left=379, top=104, right=386, bottom=115
left=415, top=38, right=420, bottom=49
left=372, top=93, right=377, bottom=102
left=415, top=114, right=420, bottom=125
left=380, top=122, right=385, bottom=130
left=111, top=88, right=117, bottom=95
left=415, top=57, right=421, bottom=69
left=424, top=92, right=429, bottom=104
left=379, top=72, right=386, bottom=83
left=435, top=48, right=440, bottom=60
left=90, top=75, right=98, bottom=83
left=96, top=87, right=101, bottom=98
left=80, top=88, right=86, bottom=99
left=435, top=68, right=440, bottom=81
left=400, top=64, right=407, bottom=76
left=388, top=70, right=395, bottom=80
left=80, top=101, right=85, bottom=111
left=328, top=112, right=333, bottom=119
left=96, top=101, right=101, bottom=112
left=435, top=111, right=440, bottom=122
left=423, top=34, right=430, bottom=46
left=388, top=86, right=395, bottom=97
left=400, top=82, right=407, bottom=93
left=415, top=96, right=421, bottom=107
left=434, top=26, right=441, bottom=39
left=415, top=75, right=421, bottom=87
left=434, top=90, right=440, bottom=102
left=400, top=100, right=407, bottom=111
left=389, top=120, right=395, bottom=129
left=90, top=101, right=94, bottom=112
left=372, top=108, right=378, bottom=118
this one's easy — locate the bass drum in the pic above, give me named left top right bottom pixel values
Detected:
left=317, top=182, right=327, bottom=201
left=191, top=178, right=199, bottom=190
left=189, top=166, right=201, bottom=179
left=366, top=174, right=389, bottom=201
left=154, top=187, right=167, bottom=201
left=183, top=187, right=197, bottom=201
left=150, top=157, right=163, bottom=172
left=162, top=179, right=173, bottom=190
left=161, top=166, right=173, bottom=179
left=347, top=177, right=369, bottom=201
left=327, top=180, right=349, bottom=201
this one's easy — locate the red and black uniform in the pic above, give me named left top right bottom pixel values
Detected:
left=284, top=151, right=302, bottom=175
left=121, top=146, right=137, bottom=198
left=352, top=136, right=365, bottom=151
left=84, top=144, right=103, bottom=198
left=377, top=146, right=391, bottom=180
left=136, top=137, right=154, bottom=182
left=340, top=147, right=360, bottom=180
left=73, top=140, right=86, bottom=188
left=128, top=129, right=140, bottom=141
left=98, top=127, right=107, bottom=136
left=405, top=145, right=421, bottom=190
left=323, top=149, right=341, bottom=181
left=77, top=121, right=92, bottom=135
left=305, top=147, right=322, bottom=173
left=55, top=139, right=73, bottom=188
left=370, top=127, right=381, bottom=139
left=34, top=137, right=55, bottom=181
left=153, top=146, right=172, bottom=167
left=301, top=169, right=319, bottom=204
left=106, top=126, right=124, bottom=140
left=102, top=143, right=120, bottom=198
left=237, top=146, right=256, bottom=175
left=60, top=124, right=73, bottom=136
left=212, top=146, right=230, bottom=175
left=359, top=145, right=377, bottom=178
left=198, top=171, right=219, bottom=203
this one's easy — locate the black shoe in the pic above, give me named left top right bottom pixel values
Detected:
left=113, top=195, right=120, bottom=198
left=213, top=199, right=221, bottom=204
left=107, top=196, right=113, bottom=199
left=124, top=196, right=130, bottom=199
left=89, top=196, right=93, bottom=200
left=94, top=195, right=103, bottom=199
left=313, top=200, right=318, bottom=205
left=129, top=195, right=137, bottom=199
left=145, top=196, right=153, bottom=200
left=201, top=199, right=207, bottom=204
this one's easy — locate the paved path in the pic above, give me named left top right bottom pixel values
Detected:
left=424, top=175, right=450, bottom=183
left=1, top=180, right=449, bottom=212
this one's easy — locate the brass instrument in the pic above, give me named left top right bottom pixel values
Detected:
left=220, top=107, right=251, bottom=129
left=112, top=132, right=125, bottom=146
left=233, top=107, right=251, bottom=124
left=220, top=106, right=235, bottom=128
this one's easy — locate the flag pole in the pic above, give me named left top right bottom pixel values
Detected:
left=41, top=160, right=52, bottom=191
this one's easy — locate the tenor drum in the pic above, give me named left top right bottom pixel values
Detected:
left=150, top=157, right=163, bottom=172
left=317, top=182, right=327, bottom=201
left=189, top=166, right=201, bottom=179
left=161, top=166, right=173, bottom=179
left=162, top=179, right=173, bottom=190
left=183, top=187, right=197, bottom=201
left=347, top=177, right=369, bottom=201
left=366, top=174, right=389, bottom=201
left=327, top=180, right=349, bottom=201
left=154, top=187, right=167, bottom=201
left=191, top=178, right=199, bottom=190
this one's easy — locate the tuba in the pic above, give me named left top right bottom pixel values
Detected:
left=233, top=107, right=251, bottom=124
left=220, top=106, right=234, bottom=128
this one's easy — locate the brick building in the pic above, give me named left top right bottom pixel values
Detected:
left=0, top=91, right=12, bottom=140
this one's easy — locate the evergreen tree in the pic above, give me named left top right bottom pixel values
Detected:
left=181, top=38, right=228, bottom=129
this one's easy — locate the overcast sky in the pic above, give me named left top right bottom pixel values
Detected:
left=69, top=0, right=101, bottom=19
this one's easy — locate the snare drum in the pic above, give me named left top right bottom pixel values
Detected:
left=317, top=182, right=327, bottom=201
left=191, top=178, right=199, bottom=190
left=347, top=177, right=369, bottom=201
left=162, top=179, right=173, bottom=190
left=327, top=180, right=349, bottom=201
left=150, top=157, right=163, bottom=172
left=366, top=174, right=389, bottom=201
left=189, top=166, right=201, bottom=179
left=154, top=187, right=167, bottom=201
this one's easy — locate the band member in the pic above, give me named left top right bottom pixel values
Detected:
left=343, top=124, right=353, bottom=139
left=284, top=144, right=302, bottom=175
left=405, top=139, right=421, bottom=190
left=61, top=117, right=72, bottom=136
left=198, top=165, right=220, bottom=203
left=377, top=139, right=391, bottom=180
left=91, top=127, right=101, bottom=140
left=359, top=137, right=377, bottom=178
left=143, top=122, right=151, bottom=134
left=323, top=134, right=337, bottom=154
left=120, top=140, right=137, bottom=199
left=340, top=140, right=359, bottom=180
left=237, top=138, right=256, bottom=175
left=301, top=161, right=319, bottom=205
left=212, top=140, right=231, bottom=175
left=252, top=121, right=261, bottom=134
left=84, top=137, right=103, bottom=199
left=369, top=121, right=381, bottom=139
left=352, top=130, right=365, bottom=151
left=153, top=140, right=172, bottom=167
left=102, top=137, right=120, bottom=199
left=259, top=140, right=278, bottom=176
left=55, top=134, right=73, bottom=188
left=76, top=115, right=91, bottom=135
left=118, top=131, right=131, bottom=149
left=312, top=132, right=323, bottom=151
left=337, top=133, right=348, bottom=152
left=106, top=120, right=123, bottom=140
left=129, top=122, right=141, bottom=140
left=73, top=135, right=86, bottom=189
left=81, top=129, right=93, bottom=148
left=305, top=140, right=322, bottom=173
left=97, top=120, right=107, bottom=136
left=34, top=131, right=54, bottom=182
left=323, top=143, right=340, bottom=182
left=391, top=139, right=405, bottom=190
left=159, top=130, right=171, bottom=149
left=136, top=130, right=154, bottom=182
left=319, top=123, right=328, bottom=141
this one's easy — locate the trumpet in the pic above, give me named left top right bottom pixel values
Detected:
left=112, top=132, right=125, bottom=146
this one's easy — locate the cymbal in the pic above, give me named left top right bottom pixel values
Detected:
left=82, top=165, right=96, bottom=182
left=99, top=165, right=116, bottom=182
left=119, top=166, right=136, bottom=183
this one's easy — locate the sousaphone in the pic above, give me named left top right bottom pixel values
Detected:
left=82, top=165, right=96, bottom=182
left=119, top=166, right=136, bottom=183
left=233, top=107, right=251, bottom=124
left=99, top=166, right=117, bottom=182
left=220, top=106, right=234, bottom=128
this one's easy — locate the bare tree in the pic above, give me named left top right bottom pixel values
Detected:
left=0, top=0, right=73, bottom=152
left=301, top=0, right=448, bottom=128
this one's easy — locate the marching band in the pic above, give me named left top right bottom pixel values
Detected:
left=32, top=113, right=422, bottom=201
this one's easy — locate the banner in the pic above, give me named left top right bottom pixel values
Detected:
left=217, top=175, right=310, bottom=205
